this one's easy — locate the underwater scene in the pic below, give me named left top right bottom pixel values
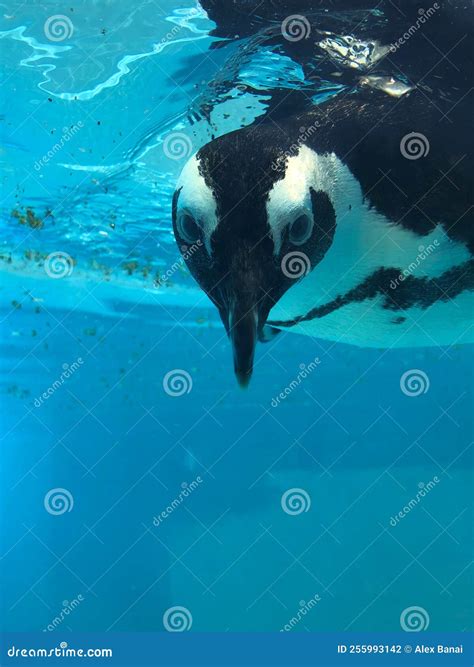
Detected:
left=0, top=0, right=473, bottom=664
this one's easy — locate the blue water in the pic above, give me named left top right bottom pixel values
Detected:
left=0, top=0, right=472, bottom=640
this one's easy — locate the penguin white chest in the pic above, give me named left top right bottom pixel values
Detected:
left=266, top=147, right=473, bottom=347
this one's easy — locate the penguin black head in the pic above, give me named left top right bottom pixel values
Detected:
left=171, top=127, right=336, bottom=386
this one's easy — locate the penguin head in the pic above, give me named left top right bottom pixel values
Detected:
left=172, top=131, right=336, bottom=386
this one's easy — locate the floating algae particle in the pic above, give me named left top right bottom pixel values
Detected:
left=90, top=258, right=112, bottom=277
left=25, top=208, right=43, bottom=229
left=122, top=260, right=139, bottom=276
left=24, top=249, right=47, bottom=262
left=83, top=327, right=97, bottom=336
left=6, top=385, right=30, bottom=399
left=11, top=207, right=44, bottom=229
left=11, top=300, right=22, bottom=310
left=153, top=271, right=164, bottom=288
left=11, top=209, right=25, bottom=225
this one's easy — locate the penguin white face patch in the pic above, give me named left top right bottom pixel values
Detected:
left=175, top=154, right=218, bottom=253
left=266, top=146, right=329, bottom=255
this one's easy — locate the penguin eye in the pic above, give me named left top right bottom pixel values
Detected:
left=289, top=214, right=313, bottom=246
left=177, top=212, right=201, bottom=244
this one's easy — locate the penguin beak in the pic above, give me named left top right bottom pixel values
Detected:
left=228, top=303, right=258, bottom=388
left=212, top=242, right=275, bottom=387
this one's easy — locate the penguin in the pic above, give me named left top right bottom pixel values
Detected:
left=172, top=86, right=473, bottom=386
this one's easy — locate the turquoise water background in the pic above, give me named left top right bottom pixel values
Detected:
left=1, top=1, right=473, bottom=635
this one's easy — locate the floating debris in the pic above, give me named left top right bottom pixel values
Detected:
left=6, top=385, right=30, bottom=399
left=24, top=249, right=47, bottom=262
left=122, top=260, right=139, bottom=276
left=318, top=33, right=389, bottom=70
left=359, top=75, right=413, bottom=97
left=11, top=207, right=44, bottom=229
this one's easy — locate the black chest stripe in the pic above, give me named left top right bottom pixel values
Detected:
left=268, top=260, right=474, bottom=328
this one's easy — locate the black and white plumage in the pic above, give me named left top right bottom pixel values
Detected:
left=172, top=5, right=473, bottom=385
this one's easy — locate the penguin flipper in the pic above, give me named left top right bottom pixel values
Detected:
left=259, top=325, right=282, bottom=343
